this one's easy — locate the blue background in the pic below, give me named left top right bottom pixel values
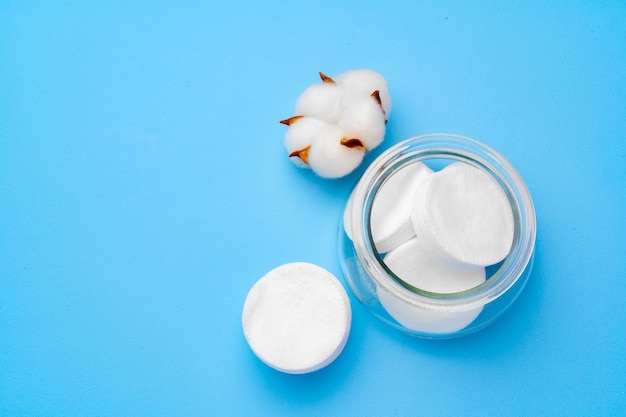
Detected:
left=1, top=1, right=625, bottom=416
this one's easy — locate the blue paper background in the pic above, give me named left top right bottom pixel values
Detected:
left=1, top=1, right=625, bottom=416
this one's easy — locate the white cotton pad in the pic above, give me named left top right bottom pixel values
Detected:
left=334, top=69, right=392, bottom=117
left=384, top=238, right=486, bottom=293
left=242, top=262, right=351, bottom=374
left=378, top=238, right=486, bottom=334
left=411, top=162, right=515, bottom=268
left=338, top=95, right=386, bottom=150
left=307, top=124, right=365, bottom=178
left=378, top=288, right=484, bottom=335
left=371, top=162, right=433, bottom=253
left=295, top=82, right=345, bottom=124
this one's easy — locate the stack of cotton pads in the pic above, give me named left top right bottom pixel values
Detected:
left=280, top=69, right=391, bottom=178
left=344, top=160, right=515, bottom=333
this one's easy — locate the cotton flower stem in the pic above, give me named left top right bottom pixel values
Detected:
left=340, top=138, right=366, bottom=151
left=289, top=146, right=311, bottom=165
left=319, top=72, right=336, bottom=84
left=370, top=90, right=388, bottom=124
left=280, top=115, right=304, bottom=126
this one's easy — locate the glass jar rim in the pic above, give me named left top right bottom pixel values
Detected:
left=348, top=133, right=536, bottom=312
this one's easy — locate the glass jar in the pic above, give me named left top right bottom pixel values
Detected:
left=338, top=134, right=536, bottom=339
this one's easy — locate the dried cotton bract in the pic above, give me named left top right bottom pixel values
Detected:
left=280, top=69, right=391, bottom=178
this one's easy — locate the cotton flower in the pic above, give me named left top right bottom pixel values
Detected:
left=280, top=69, right=391, bottom=178
left=307, top=124, right=366, bottom=179
left=338, top=92, right=386, bottom=150
left=294, top=80, right=345, bottom=124
left=334, top=69, right=392, bottom=119
left=283, top=116, right=327, bottom=168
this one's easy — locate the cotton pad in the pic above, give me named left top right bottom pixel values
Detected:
left=384, top=238, right=486, bottom=293
left=378, top=238, right=486, bottom=334
left=242, top=262, right=351, bottom=374
left=371, top=162, right=433, bottom=253
left=411, top=162, right=515, bottom=268
left=378, top=287, right=484, bottom=335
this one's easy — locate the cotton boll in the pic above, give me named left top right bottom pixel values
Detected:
left=295, top=83, right=345, bottom=124
left=338, top=95, right=387, bottom=150
left=335, top=69, right=392, bottom=117
left=284, top=116, right=328, bottom=168
left=280, top=69, right=392, bottom=178
left=307, top=125, right=365, bottom=178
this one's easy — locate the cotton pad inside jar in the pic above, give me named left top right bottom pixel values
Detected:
left=370, top=162, right=432, bottom=253
left=343, top=161, right=432, bottom=253
left=338, top=134, right=536, bottom=339
left=242, top=262, right=351, bottom=374
left=378, top=238, right=486, bottom=334
left=411, top=161, right=515, bottom=268
left=376, top=160, right=513, bottom=332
